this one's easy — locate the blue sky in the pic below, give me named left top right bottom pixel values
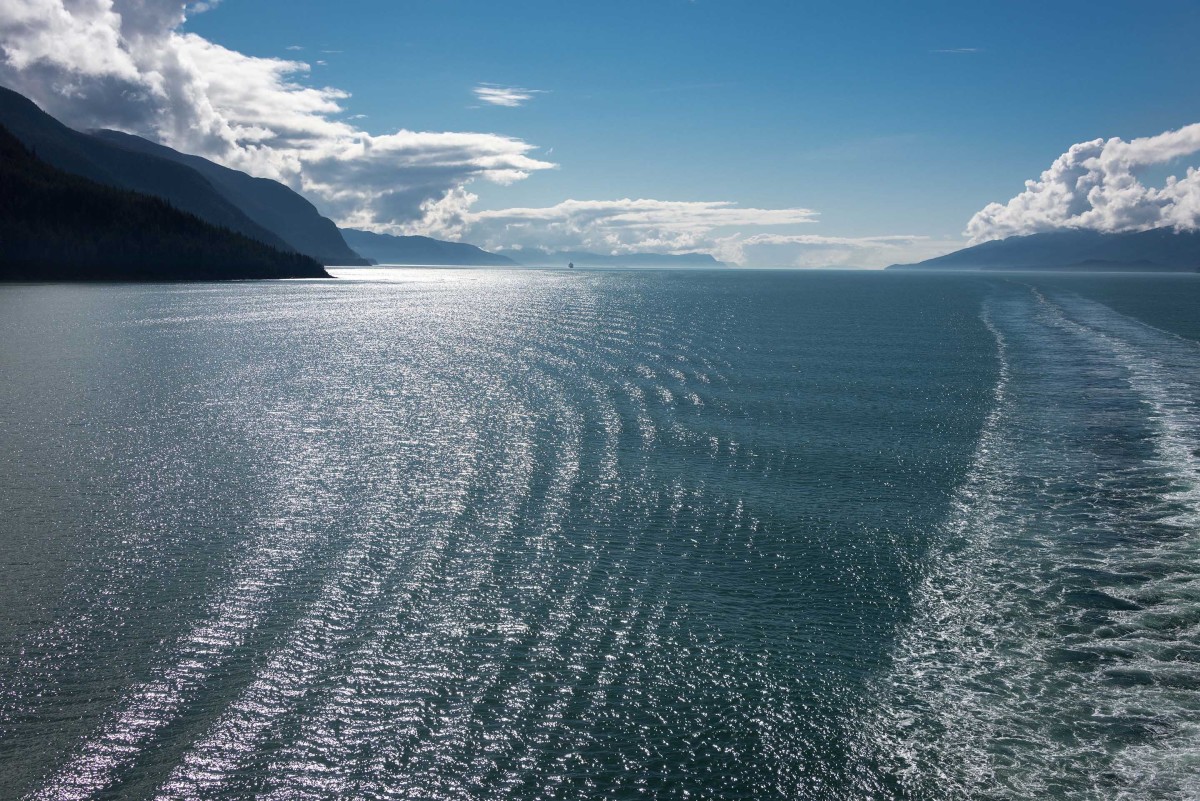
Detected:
left=4, top=1, right=1200, bottom=265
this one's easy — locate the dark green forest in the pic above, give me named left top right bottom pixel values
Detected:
left=0, top=124, right=328, bottom=281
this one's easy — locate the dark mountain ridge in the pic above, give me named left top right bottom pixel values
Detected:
left=339, top=229, right=520, bottom=266
left=888, top=228, right=1200, bottom=272
left=0, top=123, right=327, bottom=281
left=0, top=85, right=367, bottom=266
left=0, top=85, right=296, bottom=253
left=91, top=130, right=368, bottom=266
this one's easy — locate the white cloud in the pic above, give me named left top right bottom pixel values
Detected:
left=967, top=122, right=1200, bottom=243
left=405, top=198, right=817, bottom=255
left=473, top=84, right=542, bottom=108
left=0, top=0, right=555, bottom=228
left=358, top=194, right=947, bottom=268
left=0, top=1, right=951, bottom=266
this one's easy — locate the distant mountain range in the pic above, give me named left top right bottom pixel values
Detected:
left=0, top=85, right=367, bottom=267
left=0, top=84, right=733, bottom=279
left=0, top=123, right=327, bottom=281
left=340, top=229, right=520, bottom=266
left=888, top=228, right=1200, bottom=272
left=337, top=232, right=729, bottom=269
left=493, top=249, right=728, bottom=269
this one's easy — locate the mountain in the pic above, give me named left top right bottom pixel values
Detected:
left=0, top=85, right=298, bottom=253
left=0, top=123, right=327, bottom=281
left=888, top=228, right=1200, bottom=272
left=90, top=130, right=369, bottom=266
left=494, top=249, right=727, bottom=269
left=339, top=229, right=520, bottom=266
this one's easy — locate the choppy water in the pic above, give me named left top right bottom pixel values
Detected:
left=0, top=269, right=1197, bottom=800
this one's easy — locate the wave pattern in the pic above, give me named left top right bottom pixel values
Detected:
left=4, top=270, right=1197, bottom=799
left=14, top=272, right=924, bottom=800
left=868, top=284, right=1200, bottom=799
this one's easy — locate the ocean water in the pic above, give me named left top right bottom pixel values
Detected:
left=0, top=268, right=1197, bottom=800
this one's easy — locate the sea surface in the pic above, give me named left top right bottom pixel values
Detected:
left=1, top=268, right=1198, bottom=800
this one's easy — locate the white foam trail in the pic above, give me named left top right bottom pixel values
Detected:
left=867, top=286, right=1200, bottom=799
left=858, top=300, right=1013, bottom=796
left=1032, top=292, right=1200, bottom=798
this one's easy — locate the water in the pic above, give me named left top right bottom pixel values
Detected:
left=0, top=269, right=1197, bottom=799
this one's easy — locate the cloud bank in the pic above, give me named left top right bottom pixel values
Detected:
left=455, top=199, right=819, bottom=253
left=0, top=1, right=937, bottom=266
left=967, top=123, right=1200, bottom=243
left=0, top=0, right=554, bottom=228
left=413, top=199, right=929, bottom=267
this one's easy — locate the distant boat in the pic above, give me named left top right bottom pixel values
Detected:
left=568, top=262, right=574, bottom=269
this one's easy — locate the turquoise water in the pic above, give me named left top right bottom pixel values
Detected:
left=0, top=269, right=1197, bottom=799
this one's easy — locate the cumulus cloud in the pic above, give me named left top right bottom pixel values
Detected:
left=0, top=0, right=554, bottom=228
left=967, top=123, right=1200, bottom=243
left=473, top=84, right=543, bottom=108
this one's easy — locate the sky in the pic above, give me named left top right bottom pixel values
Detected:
left=3, top=0, right=1200, bottom=266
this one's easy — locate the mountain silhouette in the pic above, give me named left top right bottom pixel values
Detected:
left=0, top=86, right=299, bottom=253
left=0, top=123, right=327, bottom=281
left=888, top=228, right=1200, bottom=271
left=91, top=130, right=368, bottom=266
left=492, top=248, right=727, bottom=268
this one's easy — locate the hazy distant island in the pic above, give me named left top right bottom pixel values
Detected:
left=492, top=248, right=728, bottom=269
left=888, top=228, right=1200, bottom=272
left=337, top=231, right=729, bottom=269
